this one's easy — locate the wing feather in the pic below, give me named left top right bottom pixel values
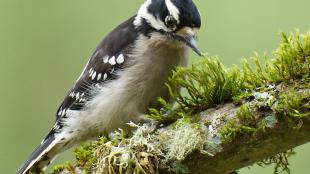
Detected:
left=55, top=16, right=138, bottom=121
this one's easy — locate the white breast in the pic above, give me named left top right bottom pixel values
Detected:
left=62, top=34, right=189, bottom=143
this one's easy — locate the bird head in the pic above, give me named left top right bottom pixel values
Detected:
left=134, top=0, right=202, bottom=56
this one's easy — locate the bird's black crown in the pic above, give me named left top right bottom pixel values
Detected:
left=135, top=0, right=201, bottom=33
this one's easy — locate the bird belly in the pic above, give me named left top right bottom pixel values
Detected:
left=61, top=39, right=188, bottom=143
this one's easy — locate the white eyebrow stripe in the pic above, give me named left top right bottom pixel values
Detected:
left=165, top=0, right=180, bottom=23
left=134, top=0, right=169, bottom=31
left=134, top=0, right=152, bottom=27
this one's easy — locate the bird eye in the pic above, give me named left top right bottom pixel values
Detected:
left=165, top=15, right=177, bottom=29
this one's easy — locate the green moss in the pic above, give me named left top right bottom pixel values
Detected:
left=278, top=90, right=310, bottom=118
left=275, top=88, right=310, bottom=129
left=74, top=143, right=97, bottom=171
left=220, top=102, right=267, bottom=144
left=51, top=161, right=75, bottom=174
left=147, top=57, right=244, bottom=124
left=237, top=104, right=256, bottom=126
left=169, top=58, right=244, bottom=112
left=220, top=119, right=241, bottom=144
left=242, top=56, right=267, bottom=88
left=220, top=118, right=259, bottom=145
left=232, top=90, right=252, bottom=105
left=243, top=31, right=310, bottom=88
left=267, top=32, right=310, bottom=83
left=146, top=97, right=184, bottom=125
left=51, top=137, right=108, bottom=174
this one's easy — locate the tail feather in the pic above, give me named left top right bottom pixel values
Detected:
left=17, top=134, right=63, bottom=174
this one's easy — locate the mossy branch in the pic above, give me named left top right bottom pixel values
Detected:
left=52, top=31, right=310, bottom=174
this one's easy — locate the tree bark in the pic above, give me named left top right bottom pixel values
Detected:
left=166, top=104, right=309, bottom=174
left=155, top=82, right=310, bottom=174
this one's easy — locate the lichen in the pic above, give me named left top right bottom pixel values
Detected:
left=93, top=124, right=160, bottom=174
left=164, top=119, right=208, bottom=161
left=204, top=115, right=227, bottom=154
left=263, top=114, right=278, bottom=128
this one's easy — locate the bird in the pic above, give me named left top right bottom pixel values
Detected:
left=17, top=0, right=201, bottom=173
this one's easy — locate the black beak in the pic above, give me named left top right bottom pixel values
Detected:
left=171, top=33, right=203, bottom=56
left=163, top=30, right=203, bottom=56
left=182, top=35, right=203, bottom=56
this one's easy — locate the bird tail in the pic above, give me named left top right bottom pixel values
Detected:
left=17, top=132, right=65, bottom=174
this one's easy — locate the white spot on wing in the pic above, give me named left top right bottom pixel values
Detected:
left=109, top=56, right=116, bottom=65
left=116, top=54, right=125, bottom=64
left=76, top=92, right=80, bottom=100
left=103, top=73, right=107, bottom=80
left=69, top=92, right=74, bottom=97
left=89, top=69, right=94, bottom=77
left=58, top=109, right=62, bottom=116
left=92, top=71, right=97, bottom=80
left=97, top=73, right=102, bottom=81
left=61, top=109, right=66, bottom=116
left=103, top=56, right=109, bottom=63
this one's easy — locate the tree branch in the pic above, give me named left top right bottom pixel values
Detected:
left=169, top=102, right=310, bottom=174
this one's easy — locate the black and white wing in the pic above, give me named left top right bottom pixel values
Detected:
left=17, top=16, right=141, bottom=174
left=55, top=16, right=139, bottom=124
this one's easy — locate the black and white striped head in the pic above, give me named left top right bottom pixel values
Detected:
left=134, top=0, right=202, bottom=56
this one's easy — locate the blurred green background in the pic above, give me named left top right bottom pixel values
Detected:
left=0, top=0, right=309, bottom=173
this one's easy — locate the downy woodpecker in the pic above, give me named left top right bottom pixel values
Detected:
left=17, top=0, right=202, bottom=173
